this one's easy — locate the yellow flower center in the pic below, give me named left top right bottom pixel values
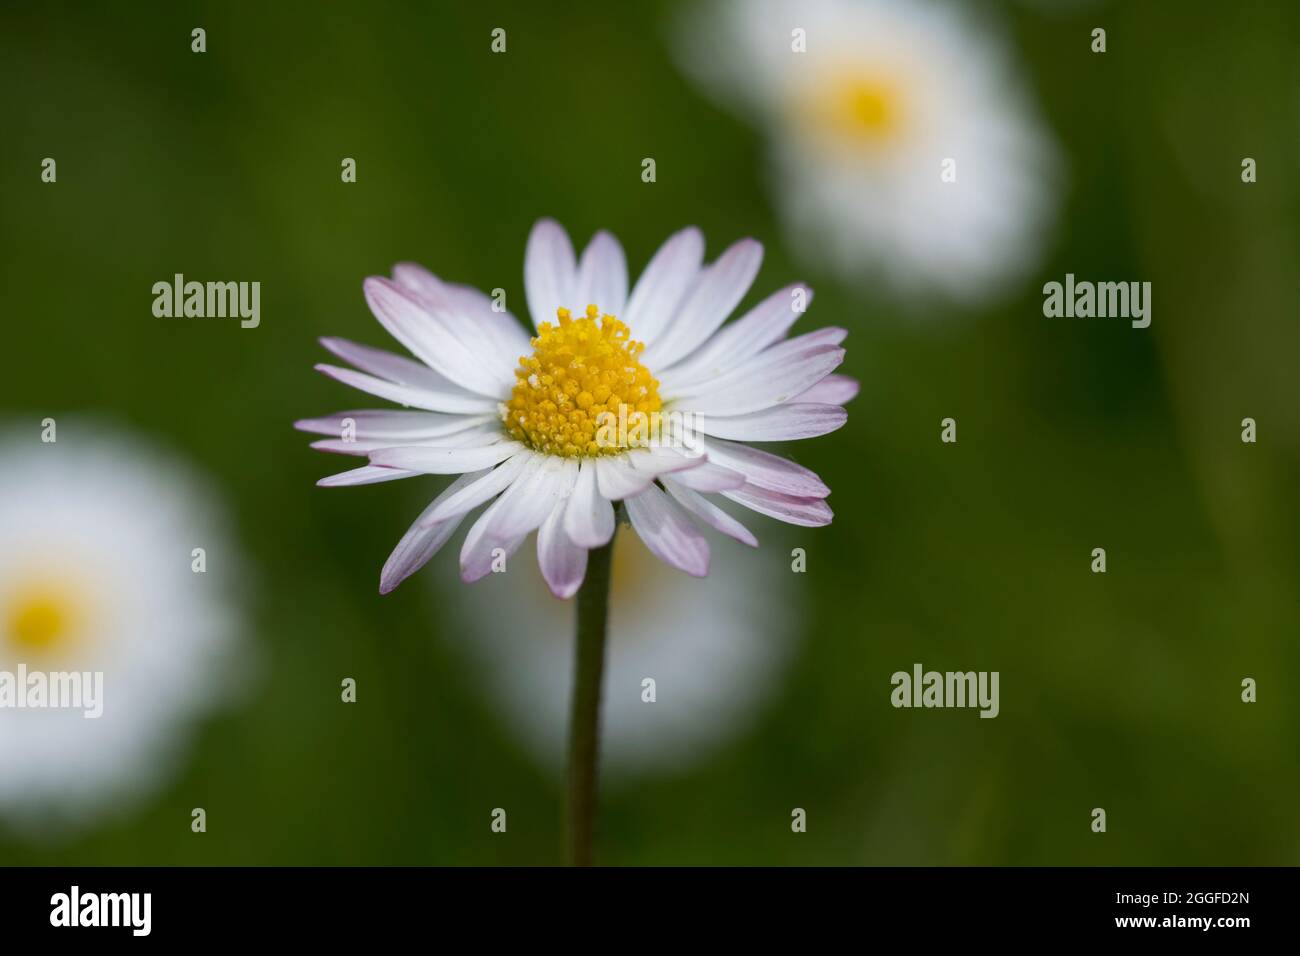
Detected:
left=805, top=72, right=907, bottom=146
left=503, top=305, right=662, bottom=457
left=5, top=582, right=82, bottom=657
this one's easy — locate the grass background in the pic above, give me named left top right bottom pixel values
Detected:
left=1, top=0, right=1297, bottom=864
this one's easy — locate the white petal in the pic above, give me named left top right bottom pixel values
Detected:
left=701, top=403, right=847, bottom=442
left=665, top=459, right=746, bottom=492
left=310, top=421, right=503, bottom=456
left=460, top=504, right=528, bottom=582
left=537, top=500, right=589, bottom=599
left=794, top=326, right=848, bottom=348
left=625, top=446, right=704, bottom=479
left=481, top=455, right=577, bottom=541
left=363, top=277, right=506, bottom=397
left=423, top=273, right=531, bottom=368
left=669, top=326, right=846, bottom=399
left=319, top=337, right=468, bottom=392
left=391, top=261, right=454, bottom=303
left=563, top=458, right=616, bottom=548
left=421, top=451, right=534, bottom=526
left=392, top=262, right=531, bottom=351
left=315, top=364, right=498, bottom=415
left=663, top=480, right=758, bottom=547
left=796, top=374, right=860, bottom=405
left=379, top=470, right=486, bottom=594
left=594, top=454, right=654, bottom=501
left=310, top=439, right=386, bottom=457
left=702, top=439, right=830, bottom=497
left=525, top=218, right=577, bottom=328
left=643, top=238, right=762, bottom=369
left=458, top=457, right=576, bottom=581
left=369, top=442, right=522, bottom=475
left=295, top=410, right=493, bottom=441
left=671, top=344, right=845, bottom=417
left=622, top=226, right=704, bottom=341
left=316, top=464, right=417, bottom=487
left=574, top=231, right=628, bottom=316
left=723, top=485, right=833, bottom=527
left=390, top=263, right=524, bottom=388
left=658, top=283, right=813, bottom=391
left=624, top=483, right=710, bottom=577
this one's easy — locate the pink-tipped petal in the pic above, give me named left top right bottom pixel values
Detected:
left=663, top=480, right=759, bottom=547
left=363, top=277, right=506, bottom=397
left=659, top=283, right=813, bottom=390
left=459, top=488, right=530, bottom=584
left=624, top=483, right=710, bottom=577
left=379, top=470, right=487, bottom=594
left=315, top=363, right=498, bottom=416
left=537, top=500, right=589, bottom=599
left=392, top=263, right=532, bottom=365
left=389, top=264, right=524, bottom=382
left=797, top=374, right=860, bottom=405
left=723, top=485, right=834, bottom=527
left=319, top=337, right=466, bottom=392
left=310, top=438, right=381, bottom=457
left=461, top=528, right=528, bottom=582
left=667, top=460, right=747, bottom=492
left=670, top=345, right=844, bottom=417
left=316, top=464, right=417, bottom=487
left=295, top=410, right=493, bottom=441
left=369, top=442, right=522, bottom=475
left=310, top=422, right=502, bottom=457
left=701, top=403, right=847, bottom=442
left=703, top=439, right=831, bottom=497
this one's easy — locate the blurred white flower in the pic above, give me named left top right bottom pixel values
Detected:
left=675, top=0, right=1062, bottom=306
left=0, top=421, right=248, bottom=832
left=444, top=524, right=796, bottom=776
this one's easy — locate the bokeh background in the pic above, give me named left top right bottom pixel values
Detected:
left=2, top=0, right=1298, bottom=865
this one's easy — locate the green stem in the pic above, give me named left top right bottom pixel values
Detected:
left=565, top=521, right=617, bottom=866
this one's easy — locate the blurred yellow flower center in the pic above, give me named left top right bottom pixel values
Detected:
left=815, top=74, right=905, bottom=143
left=5, top=583, right=80, bottom=655
left=503, top=305, right=662, bottom=458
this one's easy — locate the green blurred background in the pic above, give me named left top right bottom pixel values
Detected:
left=2, top=0, right=1297, bottom=865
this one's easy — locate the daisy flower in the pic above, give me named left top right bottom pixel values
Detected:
left=674, top=0, right=1061, bottom=305
left=447, top=528, right=797, bottom=775
left=0, top=422, right=247, bottom=831
left=298, top=218, right=855, bottom=599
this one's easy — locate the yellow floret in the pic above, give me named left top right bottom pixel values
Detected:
left=502, top=304, right=662, bottom=457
